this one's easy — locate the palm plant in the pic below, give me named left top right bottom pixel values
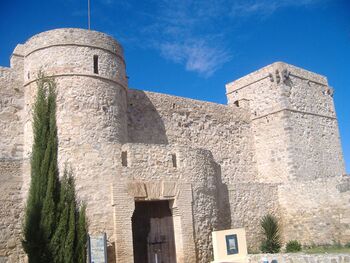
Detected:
left=260, top=214, right=282, bottom=253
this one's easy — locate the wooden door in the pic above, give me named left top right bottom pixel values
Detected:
left=132, top=201, right=177, bottom=263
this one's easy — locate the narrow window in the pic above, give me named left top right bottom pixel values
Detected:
left=121, top=151, right=128, bottom=167
left=93, top=55, right=99, bottom=74
left=171, top=154, right=177, bottom=168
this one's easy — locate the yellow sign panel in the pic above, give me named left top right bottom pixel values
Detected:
left=212, top=228, right=248, bottom=263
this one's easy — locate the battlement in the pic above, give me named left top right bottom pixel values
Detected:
left=226, top=61, right=328, bottom=94
left=23, top=28, right=123, bottom=57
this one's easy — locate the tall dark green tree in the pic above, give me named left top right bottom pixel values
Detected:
left=75, top=203, right=87, bottom=263
left=22, top=73, right=87, bottom=263
left=51, top=167, right=87, bottom=263
left=22, top=73, right=58, bottom=262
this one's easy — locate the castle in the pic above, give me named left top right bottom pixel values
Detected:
left=0, top=28, right=349, bottom=263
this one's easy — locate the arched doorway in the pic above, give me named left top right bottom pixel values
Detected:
left=132, top=200, right=177, bottom=263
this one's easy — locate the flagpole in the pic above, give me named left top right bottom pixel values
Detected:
left=88, top=0, right=91, bottom=30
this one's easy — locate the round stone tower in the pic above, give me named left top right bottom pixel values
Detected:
left=23, top=28, right=128, bottom=153
left=22, top=28, right=128, bottom=238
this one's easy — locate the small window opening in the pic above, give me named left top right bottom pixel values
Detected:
left=93, top=55, right=99, bottom=74
left=234, top=100, right=239, bottom=107
left=121, top=151, right=128, bottom=167
left=171, top=154, right=177, bottom=168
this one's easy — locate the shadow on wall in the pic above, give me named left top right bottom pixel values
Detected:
left=107, top=242, right=116, bottom=263
left=127, top=89, right=168, bottom=144
left=214, top=162, right=232, bottom=230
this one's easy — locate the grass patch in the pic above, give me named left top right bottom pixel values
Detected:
left=303, top=245, right=350, bottom=254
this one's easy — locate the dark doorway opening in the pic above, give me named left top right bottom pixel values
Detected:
left=132, top=200, right=177, bottom=263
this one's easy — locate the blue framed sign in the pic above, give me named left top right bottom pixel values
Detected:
left=225, top=234, right=239, bottom=255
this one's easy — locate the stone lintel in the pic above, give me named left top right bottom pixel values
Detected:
left=127, top=180, right=178, bottom=200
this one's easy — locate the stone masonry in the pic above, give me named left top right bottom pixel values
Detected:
left=0, top=28, right=348, bottom=263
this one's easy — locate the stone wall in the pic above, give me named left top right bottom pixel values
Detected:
left=250, top=110, right=292, bottom=183
left=0, top=160, right=25, bottom=263
left=117, top=143, right=220, bottom=263
left=279, top=176, right=350, bottom=245
left=0, top=48, right=25, bottom=263
left=126, top=89, right=257, bottom=184
left=286, top=112, right=344, bottom=181
left=228, top=183, right=280, bottom=252
left=0, top=67, right=24, bottom=159
left=248, top=253, right=350, bottom=263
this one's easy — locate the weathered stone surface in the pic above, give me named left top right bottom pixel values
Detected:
left=163, top=181, right=177, bottom=197
left=127, top=182, right=147, bottom=198
left=248, top=254, right=350, bottom=263
left=0, top=29, right=348, bottom=263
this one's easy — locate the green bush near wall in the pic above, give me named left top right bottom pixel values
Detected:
left=286, top=240, right=302, bottom=252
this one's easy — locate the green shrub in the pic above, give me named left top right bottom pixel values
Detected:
left=286, top=240, right=302, bottom=252
left=260, top=214, right=282, bottom=253
left=345, top=242, right=350, bottom=248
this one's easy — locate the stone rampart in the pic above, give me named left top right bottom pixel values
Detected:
left=0, top=160, right=25, bottom=263
left=228, top=182, right=280, bottom=251
left=279, top=176, right=350, bottom=245
left=0, top=67, right=24, bottom=159
left=127, top=89, right=258, bottom=184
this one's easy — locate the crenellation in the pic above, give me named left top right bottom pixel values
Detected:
left=0, top=28, right=348, bottom=263
left=23, top=28, right=124, bottom=57
left=226, top=62, right=328, bottom=94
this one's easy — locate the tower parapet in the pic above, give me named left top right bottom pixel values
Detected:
left=23, top=28, right=127, bottom=87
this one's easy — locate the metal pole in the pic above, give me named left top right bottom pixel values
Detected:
left=88, top=0, right=91, bottom=30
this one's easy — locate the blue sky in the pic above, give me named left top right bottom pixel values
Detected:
left=1, top=0, right=349, bottom=172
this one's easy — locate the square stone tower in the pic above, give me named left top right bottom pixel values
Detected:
left=226, top=62, right=345, bottom=183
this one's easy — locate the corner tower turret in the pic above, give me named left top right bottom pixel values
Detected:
left=226, top=62, right=345, bottom=183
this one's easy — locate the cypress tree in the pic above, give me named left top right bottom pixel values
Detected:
left=22, top=73, right=57, bottom=263
left=41, top=80, right=59, bottom=258
left=22, top=73, right=88, bottom=262
left=51, top=167, right=88, bottom=263
left=50, top=169, right=69, bottom=263
left=64, top=172, right=77, bottom=262
left=75, top=203, right=87, bottom=263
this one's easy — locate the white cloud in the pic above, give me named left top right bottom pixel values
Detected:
left=230, top=0, right=324, bottom=17
left=105, top=0, right=325, bottom=76
left=160, top=40, right=231, bottom=77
